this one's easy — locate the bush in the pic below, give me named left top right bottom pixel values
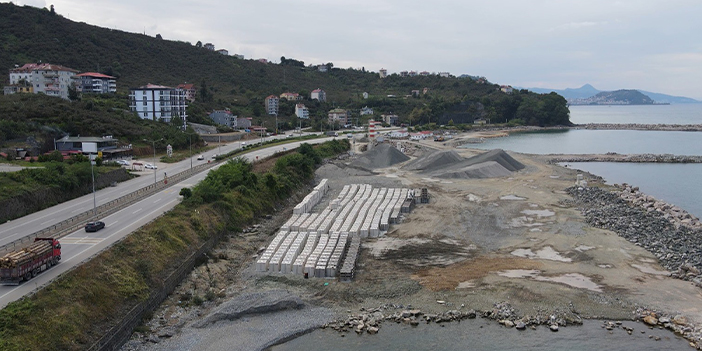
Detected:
left=179, top=188, right=192, bottom=199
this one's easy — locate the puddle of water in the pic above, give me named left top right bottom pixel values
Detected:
left=529, top=228, right=543, bottom=232
left=363, top=237, right=430, bottom=257
left=550, top=175, right=561, bottom=179
left=510, top=246, right=571, bottom=262
left=631, top=264, right=670, bottom=276
left=456, top=280, right=476, bottom=289
left=598, top=264, right=613, bottom=269
left=500, top=195, right=526, bottom=201
left=534, top=273, right=603, bottom=292
left=509, top=217, right=544, bottom=228
left=521, top=209, right=555, bottom=218
left=575, top=245, right=595, bottom=252
left=497, top=269, right=541, bottom=278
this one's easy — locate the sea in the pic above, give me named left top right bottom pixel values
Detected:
left=272, top=104, right=702, bottom=350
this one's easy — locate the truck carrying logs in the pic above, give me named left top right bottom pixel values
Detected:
left=0, top=238, right=61, bottom=285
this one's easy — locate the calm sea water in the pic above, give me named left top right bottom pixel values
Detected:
left=271, top=320, right=691, bottom=351
left=570, top=104, right=702, bottom=124
left=276, top=105, right=701, bottom=350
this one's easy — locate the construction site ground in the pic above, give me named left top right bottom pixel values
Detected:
left=126, top=131, right=702, bottom=350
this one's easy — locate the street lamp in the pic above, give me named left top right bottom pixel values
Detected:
left=143, top=138, right=163, bottom=187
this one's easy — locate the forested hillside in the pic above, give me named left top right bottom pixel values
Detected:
left=0, top=2, right=570, bottom=150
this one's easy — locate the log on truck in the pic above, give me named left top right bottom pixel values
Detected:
left=0, top=238, right=61, bottom=286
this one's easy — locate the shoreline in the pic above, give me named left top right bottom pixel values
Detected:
left=123, top=138, right=702, bottom=351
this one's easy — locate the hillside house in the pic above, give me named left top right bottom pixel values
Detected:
left=129, top=84, right=188, bottom=125
left=295, top=104, right=309, bottom=119
left=176, top=83, right=197, bottom=102
left=264, top=95, right=279, bottom=115
left=280, top=92, right=302, bottom=101
left=74, top=72, right=117, bottom=94
left=209, top=110, right=237, bottom=128
left=311, top=88, right=326, bottom=102
left=327, top=108, right=349, bottom=126
left=6, top=63, right=79, bottom=99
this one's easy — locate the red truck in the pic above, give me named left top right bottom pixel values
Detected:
left=0, top=238, right=61, bottom=285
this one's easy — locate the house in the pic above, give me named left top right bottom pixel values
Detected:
left=474, top=118, right=487, bottom=125
left=311, top=88, right=326, bottom=102
left=409, top=71, right=417, bottom=77
left=264, top=95, right=279, bottom=115
left=381, top=114, right=400, bottom=126
left=204, top=43, right=215, bottom=51
left=411, top=89, right=420, bottom=97
left=379, top=68, right=388, bottom=78
left=236, top=117, right=252, bottom=129
left=258, top=58, right=269, bottom=64
left=216, top=49, right=229, bottom=55
left=400, top=71, right=409, bottom=77
left=209, top=110, right=237, bottom=128
left=129, top=84, right=188, bottom=125
left=388, top=130, right=409, bottom=139
left=500, top=85, right=513, bottom=94
left=438, top=72, right=450, bottom=78
left=327, top=108, right=349, bottom=125
left=74, top=72, right=117, bottom=94
left=6, top=63, right=79, bottom=99
left=3, top=79, right=33, bottom=95
left=362, top=92, right=369, bottom=99
left=360, top=106, right=374, bottom=116
left=419, top=71, right=430, bottom=76
left=176, top=83, right=197, bottom=102
left=55, top=135, right=132, bottom=159
left=233, top=54, right=245, bottom=59
left=423, top=87, right=430, bottom=95
left=317, top=65, right=328, bottom=72
left=295, top=104, right=309, bottom=119
left=280, top=92, right=302, bottom=101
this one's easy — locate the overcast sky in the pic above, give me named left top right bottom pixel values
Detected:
left=11, top=0, right=702, bottom=100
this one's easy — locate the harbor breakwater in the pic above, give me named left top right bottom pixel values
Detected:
left=577, top=123, right=702, bottom=131
left=545, top=153, right=702, bottom=164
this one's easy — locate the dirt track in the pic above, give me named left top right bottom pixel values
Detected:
left=126, top=133, right=702, bottom=350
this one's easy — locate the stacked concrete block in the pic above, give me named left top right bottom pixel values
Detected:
left=316, top=232, right=340, bottom=277
left=299, top=213, right=319, bottom=232
left=293, top=233, right=319, bottom=274
left=314, top=178, right=329, bottom=195
left=281, top=232, right=308, bottom=273
left=290, top=213, right=310, bottom=232
left=340, top=236, right=361, bottom=282
left=268, top=231, right=300, bottom=273
left=305, top=234, right=329, bottom=276
left=327, top=233, right=349, bottom=277
left=280, top=214, right=300, bottom=232
left=256, top=230, right=290, bottom=271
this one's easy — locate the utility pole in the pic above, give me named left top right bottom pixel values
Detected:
left=143, top=138, right=163, bottom=187
left=90, top=153, right=97, bottom=219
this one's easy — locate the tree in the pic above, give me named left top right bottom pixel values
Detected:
left=68, top=86, right=79, bottom=101
left=156, top=33, right=163, bottom=40
left=195, top=41, right=202, bottom=48
left=50, top=4, right=55, bottom=14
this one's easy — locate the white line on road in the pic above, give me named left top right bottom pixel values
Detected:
left=132, top=208, right=142, bottom=214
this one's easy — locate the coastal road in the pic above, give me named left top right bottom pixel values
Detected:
left=0, top=136, right=333, bottom=308
left=0, top=134, right=325, bottom=248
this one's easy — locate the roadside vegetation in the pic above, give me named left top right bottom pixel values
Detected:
left=0, top=139, right=349, bottom=351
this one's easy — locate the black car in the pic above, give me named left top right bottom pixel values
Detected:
left=85, top=221, right=105, bottom=232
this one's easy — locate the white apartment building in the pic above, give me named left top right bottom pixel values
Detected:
left=74, top=72, right=117, bottom=94
left=129, top=84, right=188, bottom=125
left=295, top=104, right=309, bottom=119
left=311, top=88, right=326, bottom=102
left=265, top=95, right=279, bottom=115
left=8, top=63, right=79, bottom=99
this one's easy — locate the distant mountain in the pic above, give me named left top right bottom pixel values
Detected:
left=584, top=89, right=655, bottom=105
left=520, top=84, right=700, bottom=104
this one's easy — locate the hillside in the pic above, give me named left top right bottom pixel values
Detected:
left=0, top=2, right=571, bottom=146
left=571, top=89, right=656, bottom=105
left=524, top=84, right=699, bottom=104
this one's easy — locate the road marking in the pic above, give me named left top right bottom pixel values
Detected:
left=60, top=237, right=104, bottom=244
left=153, top=199, right=161, bottom=203
left=132, top=208, right=142, bottom=214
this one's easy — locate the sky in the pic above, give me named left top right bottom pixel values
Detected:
left=10, top=0, right=702, bottom=100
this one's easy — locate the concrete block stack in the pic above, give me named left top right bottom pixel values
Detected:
left=340, top=236, right=361, bottom=282
left=292, top=233, right=319, bottom=274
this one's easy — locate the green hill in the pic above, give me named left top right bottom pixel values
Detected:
left=592, top=89, right=656, bottom=105
left=0, top=2, right=570, bottom=150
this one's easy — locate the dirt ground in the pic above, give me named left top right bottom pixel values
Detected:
left=136, top=131, right=702, bottom=345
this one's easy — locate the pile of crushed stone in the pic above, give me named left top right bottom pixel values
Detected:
left=406, top=149, right=525, bottom=179
left=350, top=143, right=410, bottom=170
left=402, top=150, right=464, bottom=172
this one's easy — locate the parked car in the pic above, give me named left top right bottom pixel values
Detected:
left=145, top=163, right=157, bottom=169
left=116, top=160, right=130, bottom=166
left=211, top=154, right=218, bottom=159
left=197, top=155, right=205, bottom=160
left=85, top=221, right=105, bottom=232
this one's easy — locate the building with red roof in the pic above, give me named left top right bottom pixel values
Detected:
left=74, top=72, right=117, bottom=94
left=7, top=63, right=79, bottom=99
left=310, top=88, right=326, bottom=102
left=176, top=83, right=197, bottom=102
left=264, top=95, right=279, bottom=115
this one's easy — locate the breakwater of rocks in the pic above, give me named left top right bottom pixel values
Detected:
left=547, top=153, right=702, bottom=164
left=324, top=301, right=582, bottom=336
left=565, top=186, right=702, bottom=283
left=577, top=123, right=702, bottom=131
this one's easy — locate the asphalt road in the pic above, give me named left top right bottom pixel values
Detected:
left=0, top=135, right=333, bottom=308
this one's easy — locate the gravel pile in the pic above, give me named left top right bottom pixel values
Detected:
left=402, top=149, right=464, bottom=171
left=350, top=143, right=410, bottom=170
left=566, top=186, right=702, bottom=285
left=407, top=149, right=525, bottom=179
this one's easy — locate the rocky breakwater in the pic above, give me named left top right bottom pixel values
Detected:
left=580, top=123, right=702, bottom=131
left=617, top=183, right=702, bottom=229
left=635, top=308, right=702, bottom=348
left=323, top=301, right=582, bottom=336
left=565, top=186, right=702, bottom=284
left=547, top=153, right=702, bottom=164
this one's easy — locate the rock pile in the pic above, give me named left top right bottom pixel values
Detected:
left=634, top=309, right=702, bottom=348
left=324, top=301, right=582, bottom=335
left=350, top=143, right=410, bottom=170
left=616, top=183, right=701, bottom=229
left=402, top=149, right=525, bottom=179
left=566, top=186, right=702, bottom=285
